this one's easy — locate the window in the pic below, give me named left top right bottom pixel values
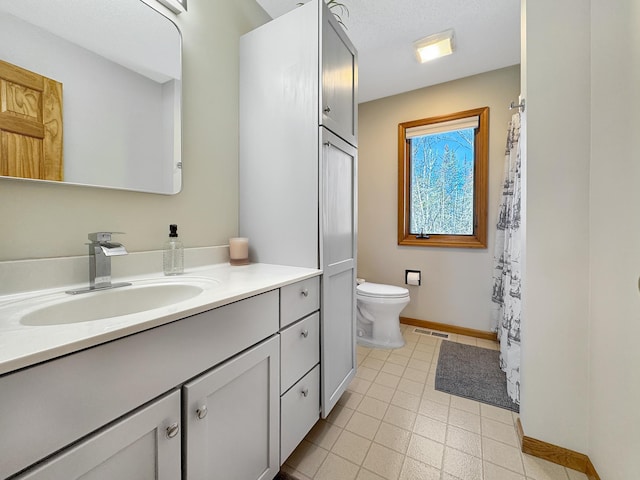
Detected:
left=398, top=107, right=489, bottom=248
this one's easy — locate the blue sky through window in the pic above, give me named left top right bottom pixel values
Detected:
left=409, top=128, right=475, bottom=235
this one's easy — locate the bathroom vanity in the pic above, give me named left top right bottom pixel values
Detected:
left=0, top=263, right=320, bottom=480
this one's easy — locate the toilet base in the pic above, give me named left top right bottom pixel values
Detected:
left=356, top=333, right=405, bottom=350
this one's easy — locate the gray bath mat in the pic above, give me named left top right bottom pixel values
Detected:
left=435, top=341, right=519, bottom=412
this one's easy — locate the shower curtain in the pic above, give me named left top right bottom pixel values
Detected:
left=491, top=112, right=522, bottom=405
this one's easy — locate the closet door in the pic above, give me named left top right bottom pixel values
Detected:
left=320, top=128, right=357, bottom=417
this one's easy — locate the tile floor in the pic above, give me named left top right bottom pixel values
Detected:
left=281, top=324, right=588, bottom=480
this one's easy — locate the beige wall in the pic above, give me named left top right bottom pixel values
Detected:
left=358, top=65, right=520, bottom=332
left=589, top=0, right=640, bottom=476
left=520, top=0, right=591, bottom=455
left=521, top=0, right=640, bottom=474
left=0, top=0, right=270, bottom=261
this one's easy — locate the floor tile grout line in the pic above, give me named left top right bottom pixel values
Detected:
left=512, top=417, right=528, bottom=478
left=301, top=331, right=512, bottom=480
left=356, top=383, right=394, bottom=480
left=478, top=394, right=486, bottom=480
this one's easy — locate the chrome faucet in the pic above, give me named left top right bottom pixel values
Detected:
left=67, top=232, right=131, bottom=295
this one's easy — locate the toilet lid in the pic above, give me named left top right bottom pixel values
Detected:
left=357, top=282, right=409, bottom=299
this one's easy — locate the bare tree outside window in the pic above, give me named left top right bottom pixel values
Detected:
left=398, top=107, right=489, bottom=248
left=409, top=128, right=474, bottom=235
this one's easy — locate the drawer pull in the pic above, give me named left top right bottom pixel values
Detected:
left=166, top=422, right=180, bottom=439
left=196, top=405, right=208, bottom=420
left=300, top=329, right=309, bottom=338
left=323, top=106, right=331, bottom=113
left=301, top=288, right=309, bottom=297
left=301, top=388, right=309, bottom=397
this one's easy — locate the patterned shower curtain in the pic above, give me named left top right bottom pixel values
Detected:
left=491, top=112, right=522, bottom=405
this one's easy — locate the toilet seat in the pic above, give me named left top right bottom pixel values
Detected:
left=357, top=282, right=409, bottom=299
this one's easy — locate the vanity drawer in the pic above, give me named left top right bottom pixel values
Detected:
left=280, top=277, right=320, bottom=328
left=280, top=365, right=320, bottom=464
left=280, top=312, right=319, bottom=393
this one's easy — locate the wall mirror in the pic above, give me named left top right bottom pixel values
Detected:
left=0, top=0, right=182, bottom=194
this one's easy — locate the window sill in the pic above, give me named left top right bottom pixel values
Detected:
left=398, top=234, right=487, bottom=249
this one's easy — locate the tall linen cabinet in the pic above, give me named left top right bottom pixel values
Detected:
left=239, top=0, right=357, bottom=425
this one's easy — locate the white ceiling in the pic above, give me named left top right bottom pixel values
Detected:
left=255, top=0, right=521, bottom=103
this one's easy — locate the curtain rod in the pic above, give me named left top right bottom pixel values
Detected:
left=509, top=99, right=525, bottom=112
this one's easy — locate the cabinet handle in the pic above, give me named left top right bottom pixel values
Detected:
left=301, top=388, right=309, bottom=397
left=301, top=288, right=309, bottom=297
left=196, top=405, right=208, bottom=420
left=166, top=422, right=180, bottom=439
left=301, top=329, right=309, bottom=338
left=323, top=106, right=331, bottom=113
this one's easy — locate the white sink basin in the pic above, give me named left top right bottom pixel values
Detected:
left=19, top=278, right=219, bottom=326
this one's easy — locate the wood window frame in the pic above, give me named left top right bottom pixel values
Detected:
left=397, top=106, right=489, bottom=248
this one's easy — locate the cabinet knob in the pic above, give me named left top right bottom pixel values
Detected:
left=301, top=288, right=309, bottom=297
left=166, top=422, right=180, bottom=439
left=301, top=329, right=309, bottom=338
left=323, top=106, right=331, bottom=113
left=301, top=388, right=309, bottom=397
left=196, top=405, right=208, bottom=420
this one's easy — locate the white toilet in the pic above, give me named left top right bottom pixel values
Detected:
left=356, top=282, right=410, bottom=349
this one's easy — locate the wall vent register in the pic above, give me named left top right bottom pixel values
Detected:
left=413, top=327, right=449, bottom=339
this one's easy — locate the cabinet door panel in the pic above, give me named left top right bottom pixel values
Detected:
left=321, top=266, right=356, bottom=416
left=320, top=129, right=357, bottom=417
left=183, top=335, right=279, bottom=480
left=322, top=140, right=355, bottom=266
left=321, top=10, right=357, bottom=146
left=16, top=391, right=181, bottom=480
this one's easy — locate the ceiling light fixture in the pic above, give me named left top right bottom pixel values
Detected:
left=414, top=29, right=455, bottom=63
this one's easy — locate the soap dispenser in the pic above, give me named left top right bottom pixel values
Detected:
left=163, top=224, right=184, bottom=275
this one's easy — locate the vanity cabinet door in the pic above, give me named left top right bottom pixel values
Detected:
left=320, top=129, right=357, bottom=417
left=15, top=390, right=181, bottom=480
left=321, top=5, right=357, bottom=147
left=183, top=335, right=280, bottom=480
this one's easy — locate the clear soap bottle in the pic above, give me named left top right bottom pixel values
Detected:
left=163, top=224, right=184, bottom=275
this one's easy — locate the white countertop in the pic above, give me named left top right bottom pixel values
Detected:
left=0, top=263, right=320, bottom=376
